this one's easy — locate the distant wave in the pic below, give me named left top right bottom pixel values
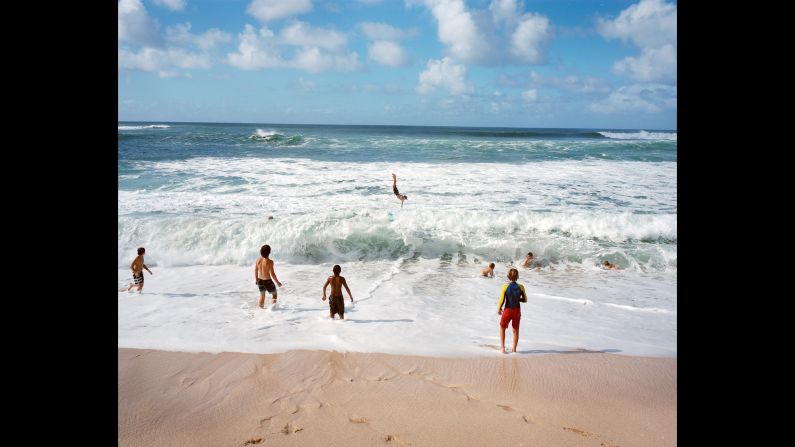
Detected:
left=598, top=131, right=676, bottom=140
left=118, top=124, right=172, bottom=130
left=443, top=130, right=608, bottom=139
left=250, top=129, right=305, bottom=145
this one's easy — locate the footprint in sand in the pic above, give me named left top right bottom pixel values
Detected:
left=497, top=404, right=515, bottom=411
left=349, top=417, right=369, bottom=424
left=563, top=426, right=593, bottom=437
left=242, top=438, right=262, bottom=445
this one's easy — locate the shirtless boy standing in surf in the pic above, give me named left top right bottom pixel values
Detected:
left=322, top=265, right=354, bottom=320
left=126, top=247, right=153, bottom=293
left=254, top=244, right=282, bottom=308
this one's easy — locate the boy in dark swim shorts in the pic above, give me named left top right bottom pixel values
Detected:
left=322, top=265, right=354, bottom=319
left=126, top=247, right=153, bottom=293
left=254, top=244, right=282, bottom=308
left=497, top=268, right=527, bottom=353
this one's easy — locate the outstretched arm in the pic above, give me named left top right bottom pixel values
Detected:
left=254, top=261, right=258, bottom=283
left=143, top=263, right=152, bottom=274
left=321, top=277, right=330, bottom=301
left=270, top=263, right=282, bottom=287
left=342, top=277, right=353, bottom=302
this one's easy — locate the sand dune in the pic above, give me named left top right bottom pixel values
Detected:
left=119, top=348, right=675, bottom=446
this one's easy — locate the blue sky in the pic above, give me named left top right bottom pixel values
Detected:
left=119, top=0, right=676, bottom=129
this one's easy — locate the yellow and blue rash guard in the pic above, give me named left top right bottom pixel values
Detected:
left=498, top=282, right=526, bottom=311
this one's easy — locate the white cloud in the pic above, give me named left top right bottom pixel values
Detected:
left=246, top=0, right=312, bottom=22
left=358, top=22, right=417, bottom=40
left=158, top=70, right=192, bottom=78
left=118, top=0, right=162, bottom=47
left=510, top=13, right=551, bottom=64
left=165, top=23, right=192, bottom=46
left=290, top=47, right=361, bottom=72
left=227, top=24, right=283, bottom=70
left=226, top=23, right=360, bottom=73
left=521, top=88, right=537, bottom=102
left=152, top=0, right=186, bottom=11
left=280, top=21, right=347, bottom=50
left=598, top=0, right=676, bottom=83
left=166, top=23, right=232, bottom=50
left=196, top=29, right=233, bottom=50
left=416, top=0, right=552, bottom=66
left=528, top=72, right=611, bottom=94
left=612, top=44, right=676, bottom=83
left=589, top=83, right=676, bottom=114
left=119, top=47, right=211, bottom=72
left=417, top=57, right=472, bottom=95
left=597, top=0, right=676, bottom=48
left=489, top=0, right=521, bottom=26
left=368, top=41, right=409, bottom=66
left=297, top=77, right=316, bottom=91
left=423, top=0, right=490, bottom=63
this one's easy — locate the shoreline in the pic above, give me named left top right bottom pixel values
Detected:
left=119, top=347, right=676, bottom=446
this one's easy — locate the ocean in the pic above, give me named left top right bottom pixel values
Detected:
left=118, top=122, right=676, bottom=357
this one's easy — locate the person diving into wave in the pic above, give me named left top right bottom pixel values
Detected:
left=392, top=173, right=408, bottom=208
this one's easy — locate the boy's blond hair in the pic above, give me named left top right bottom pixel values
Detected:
left=507, top=268, right=519, bottom=282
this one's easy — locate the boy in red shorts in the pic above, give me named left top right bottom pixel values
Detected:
left=497, top=268, right=527, bottom=353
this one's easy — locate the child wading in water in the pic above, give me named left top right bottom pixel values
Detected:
left=254, top=244, right=282, bottom=308
left=126, top=247, right=153, bottom=293
left=322, top=265, right=353, bottom=319
left=497, top=268, right=527, bottom=353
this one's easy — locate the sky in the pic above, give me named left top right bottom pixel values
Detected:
left=118, top=0, right=677, bottom=129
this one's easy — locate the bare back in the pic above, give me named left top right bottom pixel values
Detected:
left=256, top=257, right=273, bottom=280
left=328, top=275, right=345, bottom=296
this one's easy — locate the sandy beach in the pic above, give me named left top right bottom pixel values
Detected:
left=119, top=348, right=676, bottom=446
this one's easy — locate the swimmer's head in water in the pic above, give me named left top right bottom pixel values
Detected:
left=489, top=263, right=495, bottom=268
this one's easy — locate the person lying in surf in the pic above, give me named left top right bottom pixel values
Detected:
left=392, top=173, right=408, bottom=208
left=481, top=263, right=495, bottom=277
left=602, top=260, right=620, bottom=270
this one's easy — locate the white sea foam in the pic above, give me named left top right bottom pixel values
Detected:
left=118, top=124, right=172, bottom=130
left=118, top=158, right=676, bottom=270
left=118, top=260, right=676, bottom=357
left=599, top=130, right=676, bottom=140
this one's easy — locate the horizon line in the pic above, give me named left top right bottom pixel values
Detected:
left=117, top=120, right=677, bottom=132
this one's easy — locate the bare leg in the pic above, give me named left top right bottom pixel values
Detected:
left=340, top=313, right=344, bottom=320
left=127, top=283, right=134, bottom=292
left=512, top=329, right=519, bottom=353
left=500, top=327, right=506, bottom=353
left=137, top=284, right=143, bottom=294
left=271, top=294, right=277, bottom=306
left=259, top=292, right=265, bottom=309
